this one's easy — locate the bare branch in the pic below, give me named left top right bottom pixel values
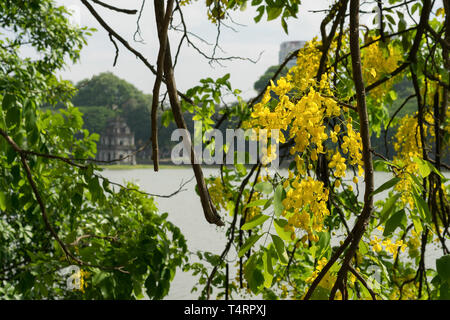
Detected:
left=205, top=163, right=260, bottom=299
left=80, top=0, right=194, bottom=105
left=133, top=0, right=147, bottom=43
left=95, top=173, right=193, bottom=198
left=151, top=0, right=175, bottom=172
left=154, top=0, right=224, bottom=227
left=108, top=33, right=119, bottom=66
left=90, top=0, right=138, bottom=14
left=172, top=1, right=262, bottom=67
left=348, top=265, right=377, bottom=300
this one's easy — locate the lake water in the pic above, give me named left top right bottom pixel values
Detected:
left=101, top=167, right=449, bottom=299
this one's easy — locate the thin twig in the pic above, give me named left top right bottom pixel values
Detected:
left=348, top=265, right=377, bottom=300
left=91, top=0, right=138, bottom=14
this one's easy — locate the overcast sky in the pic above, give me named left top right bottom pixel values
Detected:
left=55, top=0, right=379, bottom=100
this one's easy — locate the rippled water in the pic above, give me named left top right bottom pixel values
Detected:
left=101, top=167, right=449, bottom=299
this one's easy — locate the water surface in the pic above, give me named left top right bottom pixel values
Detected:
left=101, top=167, right=449, bottom=299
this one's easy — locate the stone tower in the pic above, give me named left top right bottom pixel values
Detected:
left=97, top=116, right=136, bottom=165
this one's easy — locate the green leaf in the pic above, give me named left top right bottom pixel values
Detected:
left=244, top=199, right=268, bottom=208
left=440, top=281, right=450, bottom=300
left=411, top=214, right=423, bottom=234
left=263, top=198, right=273, bottom=210
left=273, top=184, right=285, bottom=217
left=72, top=192, right=83, bottom=208
left=359, top=241, right=369, bottom=255
left=6, top=107, right=21, bottom=128
left=238, top=234, right=263, bottom=258
left=412, top=156, right=431, bottom=178
left=383, top=209, right=406, bottom=237
left=412, top=156, right=444, bottom=179
left=254, top=181, right=273, bottom=195
left=0, top=192, right=6, bottom=211
left=251, top=0, right=263, bottom=5
left=373, top=160, right=390, bottom=172
left=412, top=189, right=431, bottom=223
left=388, top=90, right=397, bottom=101
left=266, top=6, right=283, bottom=21
left=244, top=253, right=264, bottom=293
left=92, top=270, right=108, bottom=286
left=2, top=94, right=15, bottom=110
left=254, top=6, right=265, bottom=23
left=436, top=255, right=450, bottom=285
left=235, top=163, right=247, bottom=176
left=274, top=219, right=292, bottom=241
left=271, top=234, right=288, bottom=265
left=244, top=253, right=258, bottom=282
left=310, top=286, right=330, bottom=300
left=161, top=110, right=173, bottom=127
left=378, top=193, right=401, bottom=225
left=408, top=173, right=425, bottom=193
left=411, top=2, right=421, bottom=15
left=262, top=250, right=274, bottom=288
left=317, top=231, right=331, bottom=257
left=281, top=18, right=288, bottom=34
left=371, top=177, right=401, bottom=197
left=385, top=14, right=396, bottom=25
left=88, top=176, right=101, bottom=201
left=241, top=214, right=270, bottom=230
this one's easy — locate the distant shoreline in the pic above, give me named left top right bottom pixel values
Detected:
left=97, top=163, right=450, bottom=173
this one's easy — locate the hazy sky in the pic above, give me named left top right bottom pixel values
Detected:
left=55, top=0, right=378, bottom=100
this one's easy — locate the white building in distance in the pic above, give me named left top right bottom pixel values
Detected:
left=279, top=41, right=307, bottom=69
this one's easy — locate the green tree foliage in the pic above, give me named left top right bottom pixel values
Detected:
left=253, top=65, right=289, bottom=93
left=0, top=0, right=187, bottom=299
left=72, top=72, right=152, bottom=148
left=77, top=106, right=116, bottom=136
left=2, top=0, right=450, bottom=302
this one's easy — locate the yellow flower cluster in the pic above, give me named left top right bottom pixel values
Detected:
left=243, top=190, right=262, bottom=222
left=73, top=269, right=90, bottom=293
left=304, top=257, right=340, bottom=298
left=393, top=112, right=434, bottom=207
left=341, top=118, right=364, bottom=172
left=288, top=38, right=323, bottom=92
left=179, top=0, right=192, bottom=5
left=389, top=280, right=420, bottom=300
left=408, top=229, right=421, bottom=251
left=369, top=235, right=407, bottom=258
left=361, top=38, right=402, bottom=100
left=207, top=177, right=232, bottom=212
left=286, top=87, right=335, bottom=156
left=281, top=176, right=330, bottom=241
left=445, top=108, right=450, bottom=138
left=260, top=143, right=279, bottom=165
left=421, top=79, right=445, bottom=106
left=249, top=39, right=363, bottom=170
left=305, top=257, right=328, bottom=283
left=329, top=152, right=347, bottom=178
left=246, top=38, right=366, bottom=243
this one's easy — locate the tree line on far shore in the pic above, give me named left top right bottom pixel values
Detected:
left=69, top=70, right=447, bottom=165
